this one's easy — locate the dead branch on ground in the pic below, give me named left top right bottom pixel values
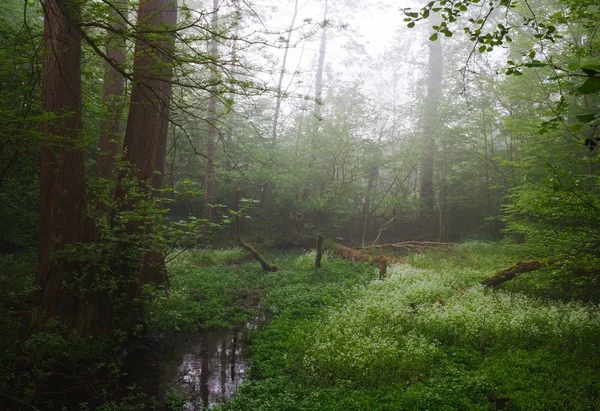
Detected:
left=232, top=188, right=278, bottom=272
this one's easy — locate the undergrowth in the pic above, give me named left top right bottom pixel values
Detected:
left=3, top=243, right=600, bottom=410
left=222, top=242, right=600, bottom=410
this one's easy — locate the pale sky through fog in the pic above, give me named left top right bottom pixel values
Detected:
left=253, top=0, right=425, bottom=98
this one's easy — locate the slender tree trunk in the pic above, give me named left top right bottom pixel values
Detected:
left=203, top=0, right=219, bottom=222
left=36, top=0, right=87, bottom=328
left=271, top=0, right=299, bottom=146
left=97, top=0, right=127, bottom=180
left=361, top=167, right=378, bottom=247
left=312, top=0, right=328, bottom=138
left=418, top=18, right=443, bottom=237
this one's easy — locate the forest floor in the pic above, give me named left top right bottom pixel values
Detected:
left=2, top=243, right=600, bottom=410
left=150, top=243, right=600, bottom=410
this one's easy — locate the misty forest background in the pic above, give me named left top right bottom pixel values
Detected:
left=1, top=0, right=600, bottom=409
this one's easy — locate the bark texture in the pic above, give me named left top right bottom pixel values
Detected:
left=316, top=234, right=324, bottom=268
left=118, top=0, right=178, bottom=286
left=36, top=0, right=87, bottom=327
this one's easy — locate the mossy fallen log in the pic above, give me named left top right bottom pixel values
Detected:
left=481, top=259, right=556, bottom=287
left=326, top=241, right=406, bottom=266
left=362, top=241, right=454, bottom=253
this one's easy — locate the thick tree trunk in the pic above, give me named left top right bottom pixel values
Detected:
left=121, top=0, right=176, bottom=186
left=97, top=0, right=127, bottom=180
left=118, top=0, right=177, bottom=288
left=203, top=0, right=219, bottom=222
left=36, top=0, right=87, bottom=328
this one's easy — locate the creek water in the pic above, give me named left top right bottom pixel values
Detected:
left=125, top=313, right=266, bottom=409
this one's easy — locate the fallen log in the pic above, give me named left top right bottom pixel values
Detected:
left=327, top=242, right=406, bottom=266
left=232, top=188, right=278, bottom=272
left=481, top=259, right=556, bottom=287
left=238, top=240, right=279, bottom=272
left=361, top=241, right=454, bottom=253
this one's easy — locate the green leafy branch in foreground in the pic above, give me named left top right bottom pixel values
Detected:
left=402, top=0, right=600, bottom=147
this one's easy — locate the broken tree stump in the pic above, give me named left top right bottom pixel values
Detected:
left=379, top=259, right=387, bottom=280
left=316, top=235, right=324, bottom=269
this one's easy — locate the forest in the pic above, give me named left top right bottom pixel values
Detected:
left=0, top=0, right=599, bottom=409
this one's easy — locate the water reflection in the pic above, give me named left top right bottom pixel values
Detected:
left=166, top=327, right=246, bottom=409
left=125, top=313, right=266, bottom=410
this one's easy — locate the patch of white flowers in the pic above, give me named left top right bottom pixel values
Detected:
left=302, top=262, right=600, bottom=386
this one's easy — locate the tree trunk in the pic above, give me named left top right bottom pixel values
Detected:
left=36, top=0, right=87, bottom=328
left=272, top=0, right=300, bottom=146
left=203, top=0, right=219, bottom=222
left=118, top=0, right=177, bottom=287
left=97, top=0, right=127, bottom=180
left=312, top=0, right=328, bottom=139
left=419, top=16, right=443, bottom=236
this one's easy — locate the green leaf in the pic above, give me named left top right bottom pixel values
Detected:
left=568, top=124, right=584, bottom=132
left=407, top=22, right=415, bottom=28
left=576, top=114, right=597, bottom=123
left=581, top=63, right=600, bottom=72
left=478, top=45, right=487, bottom=53
left=577, top=77, right=600, bottom=94
left=429, top=33, right=438, bottom=41
left=581, top=64, right=600, bottom=77
left=524, top=62, right=548, bottom=68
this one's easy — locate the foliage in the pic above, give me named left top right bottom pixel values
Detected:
left=147, top=248, right=260, bottom=331
left=0, top=0, right=43, bottom=253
